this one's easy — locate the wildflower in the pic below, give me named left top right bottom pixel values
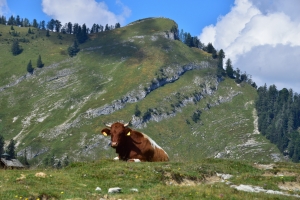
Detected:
left=61, top=191, right=64, bottom=194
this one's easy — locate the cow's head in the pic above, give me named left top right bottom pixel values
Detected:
left=101, top=122, right=131, bottom=148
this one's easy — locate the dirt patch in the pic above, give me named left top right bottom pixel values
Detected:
left=253, top=163, right=274, bottom=170
left=164, top=172, right=231, bottom=186
left=16, top=174, right=26, bottom=181
left=205, top=175, right=222, bottom=184
left=279, top=182, right=300, bottom=191
left=263, top=171, right=297, bottom=177
left=164, top=172, right=202, bottom=186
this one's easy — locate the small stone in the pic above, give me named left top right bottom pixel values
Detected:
left=108, top=187, right=122, bottom=193
left=130, top=188, right=138, bottom=192
left=95, top=187, right=101, bottom=191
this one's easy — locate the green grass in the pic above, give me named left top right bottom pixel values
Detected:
left=1, top=159, right=300, bottom=199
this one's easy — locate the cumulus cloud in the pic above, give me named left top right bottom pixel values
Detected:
left=0, top=0, right=9, bottom=15
left=199, top=0, right=300, bottom=92
left=42, top=0, right=131, bottom=28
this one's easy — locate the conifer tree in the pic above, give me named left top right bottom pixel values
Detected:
left=11, top=40, right=22, bottom=56
left=68, top=40, right=80, bottom=57
left=37, top=55, right=44, bottom=68
left=225, top=58, right=234, bottom=78
left=0, top=134, right=4, bottom=156
left=27, top=60, right=34, bottom=73
left=105, top=24, right=109, bottom=31
left=6, top=139, right=16, bottom=159
left=32, top=19, right=38, bottom=28
left=217, top=49, right=225, bottom=78
left=67, top=22, right=73, bottom=34
left=234, top=68, right=241, bottom=83
left=115, top=22, right=121, bottom=28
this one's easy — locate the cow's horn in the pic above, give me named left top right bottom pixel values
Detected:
left=105, top=123, right=112, bottom=128
left=124, top=119, right=132, bottom=127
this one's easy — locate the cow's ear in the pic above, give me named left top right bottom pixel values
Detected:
left=101, top=128, right=111, bottom=136
left=125, top=128, right=131, bottom=136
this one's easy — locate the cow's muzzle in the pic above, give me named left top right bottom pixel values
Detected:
left=111, top=142, right=118, bottom=148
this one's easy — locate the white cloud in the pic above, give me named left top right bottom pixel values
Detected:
left=198, top=0, right=300, bottom=93
left=0, top=0, right=9, bottom=15
left=42, top=0, right=131, bottom=28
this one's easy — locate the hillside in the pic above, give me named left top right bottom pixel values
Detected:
left=0, top=17, right=286, bottom=165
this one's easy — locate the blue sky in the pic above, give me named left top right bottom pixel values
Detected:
left=4, top=0, right=234, bottom=36
left=1, top=0, right=300, bottom=93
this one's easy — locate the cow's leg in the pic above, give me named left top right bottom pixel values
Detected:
left=127, top=158, right=141, bottom=162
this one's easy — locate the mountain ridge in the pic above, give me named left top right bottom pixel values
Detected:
left=0, top=17, right=287, bottom=165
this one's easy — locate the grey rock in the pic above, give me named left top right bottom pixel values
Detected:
left=108, top=187, right=122, bottom=193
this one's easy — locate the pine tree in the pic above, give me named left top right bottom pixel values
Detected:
left=217, top=49, right=226, bottom=78
left=234, top=68, right=241, bottom=83
left=55, top=20, right=62, bottom=32
left=47, top=19, right=55, bottom=31
left=37, top=55, right=44, bottom=68
left=32, top=19, right=38, bottom=28
left=225, top=59, right=234, bottom=78
left=206, top=43, right=215, bottom=54
left=115, top=22, right=121, bottom=28
left=67, top=22, right=73, bottom=34
left=68, top=40, right=80, bottom=57
left=27, top=60, right=34, bottom=73
left=0, top=134, right=4, bottom=156
left=11, top=40, right=22, bottom=56
left=6, top=139, right=16, bottom=159
left=105, top=24, right=109, bottom=31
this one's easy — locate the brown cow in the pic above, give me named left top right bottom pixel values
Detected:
left=101, top=122, right=169, bottom=162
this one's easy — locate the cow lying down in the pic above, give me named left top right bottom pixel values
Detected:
left=101, top=122, right=169, bottom=162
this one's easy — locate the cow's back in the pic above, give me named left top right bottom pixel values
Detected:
left=142, top=133, right=169, bottom=162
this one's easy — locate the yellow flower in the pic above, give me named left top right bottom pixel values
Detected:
left=61, top=191, right=64, bottom=194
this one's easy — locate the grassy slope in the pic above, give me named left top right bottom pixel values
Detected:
left=0, top=18, right=284, bottom=165
left=1, top=159, right=300, bottom=199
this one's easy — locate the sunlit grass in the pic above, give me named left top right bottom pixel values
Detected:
left=1, top=159, right=300, bottom=199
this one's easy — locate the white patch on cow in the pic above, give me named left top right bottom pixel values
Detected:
left=132, top=159, right=141, bottom=162
left=113, top=156, right=119, bottom=161
left=142, top=133, right=169, bottom=157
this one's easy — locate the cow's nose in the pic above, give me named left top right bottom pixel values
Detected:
left=111, top=142, right=118, bottom=147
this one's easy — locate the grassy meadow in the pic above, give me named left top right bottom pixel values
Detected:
left=1, top=159, right=300, bottom=199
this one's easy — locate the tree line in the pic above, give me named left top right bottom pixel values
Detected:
left=256, top=85, right=300, bottom=162
left=169, top=25, right=257, bottom=88
left=0, top=15, right=121, bottom=34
